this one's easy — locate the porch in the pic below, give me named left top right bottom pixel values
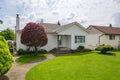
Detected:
left=57, top=35, right=71, bottom=49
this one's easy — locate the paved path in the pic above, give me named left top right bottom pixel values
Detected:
left=1, top=54, right=55, bottom=80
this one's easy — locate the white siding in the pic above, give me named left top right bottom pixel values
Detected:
left=16, top=31, right=27, bottom=50
left=41, top=33, right=58, bottom=51
left=105, top=35, right=120, bottom=48
left=16, top=32, right=58, bottom=51
left=87, top=34, right=99, bottom=49
left=58, top=25, right=88, bottom=50
left=87, top=34, right=120, bottom=49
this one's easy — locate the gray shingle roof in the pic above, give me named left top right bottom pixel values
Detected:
left=39, top=23, right=61, bottom=33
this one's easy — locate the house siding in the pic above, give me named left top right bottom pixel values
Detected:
left=16, top=32, right=58, bottom=51
left=105, top=35, right=120, bottom=48
left=58, top=24, right=88, bottom=50
left=41, top=33, right=58, bottom=51
left=87, top=26, right=120, bottom=49
left=87, top=34, right=99, bottom=49
left=16, top=31, right=27, bottom=50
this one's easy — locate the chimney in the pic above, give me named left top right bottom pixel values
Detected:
left=41, top=19, right=43, bottom=23
left=16, top=14, right=20, bottom=31
left=109, top=24, right=112, bottom=27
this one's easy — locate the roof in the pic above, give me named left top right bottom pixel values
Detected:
left=90, top=25, right=120, bottom=34
left=16, top=23, right=61, bottom=33
left=39, top=23, right=60, bottom=33
left=16, top=22, right=88, bottom=34
left=56, top=22, right=89, bottom=33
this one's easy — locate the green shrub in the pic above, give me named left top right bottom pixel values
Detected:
left=0, top=36, right=13, bottom=77
left=17, top=48, right=27, bottom=55
left=38, top=49, right=47, bottom=54
left=95, top=45, right=114, bottom=54
left=77, top=45, right=84, bottom=51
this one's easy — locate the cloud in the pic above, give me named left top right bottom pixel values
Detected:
left=0, top=0, right=120, bottom=30
left=112, top=13, right=120, bottom=27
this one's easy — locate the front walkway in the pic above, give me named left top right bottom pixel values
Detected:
left=1, top=54, right=55, bottom=80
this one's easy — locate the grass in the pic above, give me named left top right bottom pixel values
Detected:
left=18, top=53, right=48, bottom=65
left=26, top=51, right=120, bottom=80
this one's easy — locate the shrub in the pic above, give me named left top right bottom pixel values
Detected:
left=0, top=36, right=13, bottom=77
left=17, top=48, right=27, bottom=55
left=95, top=45, right=114, bottom=54
left=77, top=45, right=84, bottom=51
left=38, top=49, right=47, bottom=54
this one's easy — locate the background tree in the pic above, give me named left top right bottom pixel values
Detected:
left=21, top=22, right=48, bottom=55
left=0, top=19, right=3, bottom=24
left=0, top=36, right=13, bottom=77
left=0, top=28, right=15, bottom=40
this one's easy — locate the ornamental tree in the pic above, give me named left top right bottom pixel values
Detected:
left=21, top=22, right=48, bottom=55
left=0, top=36, right=13, bottom=77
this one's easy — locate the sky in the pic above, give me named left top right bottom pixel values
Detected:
left=0, top=0, right=120, bottom=30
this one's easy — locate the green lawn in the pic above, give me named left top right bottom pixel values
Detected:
left=26, top=51, right=120, bottom=80
left=18, top=53, right=47, bottom=65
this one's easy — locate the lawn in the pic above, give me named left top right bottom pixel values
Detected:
left=18, top=53, right=48, bottom=65
left=26, top=51, right=120, bottom=80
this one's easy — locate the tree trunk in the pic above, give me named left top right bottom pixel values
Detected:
left=34, top=46, right=38, bottom=55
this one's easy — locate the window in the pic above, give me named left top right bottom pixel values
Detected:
left=109, top=35, right=115, bottom=40
left=75, top=36, right=85, bottom=43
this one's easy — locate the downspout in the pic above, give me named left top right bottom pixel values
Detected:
left=98, top=34, right=104, bottom=46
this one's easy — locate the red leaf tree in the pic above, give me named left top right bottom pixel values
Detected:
left=21, top=22, right=48, bottom=55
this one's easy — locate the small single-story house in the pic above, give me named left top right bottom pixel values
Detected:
left=87, top=24, right=120, bottom=49
left=16, top=16, right=89, bottom=51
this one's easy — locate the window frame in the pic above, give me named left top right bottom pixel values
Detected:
left=109, top=35, right=115, bottom=40
left=75, top=35, right=85, bottom=43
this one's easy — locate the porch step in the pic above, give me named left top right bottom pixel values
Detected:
left=49, top=47, right=72, bottom=54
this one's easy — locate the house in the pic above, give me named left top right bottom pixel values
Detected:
left=16, top=15, right=89, bottom=51
left=87, top=24, right=120, bottom=49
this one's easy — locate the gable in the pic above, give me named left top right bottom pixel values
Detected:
left=87, top=26, right=103, bottom=34
left=58, top=24, right=88, bottom=35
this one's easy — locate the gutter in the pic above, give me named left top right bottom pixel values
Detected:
left=98, top=34, right=104, bottom=46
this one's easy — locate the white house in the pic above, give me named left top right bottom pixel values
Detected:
left=87, top=24, right=120, bottom=49
left=15, top=15, right=89, bottom=51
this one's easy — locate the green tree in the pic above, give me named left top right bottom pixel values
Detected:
left=0, top=19, right=3, bottom=24
left=0, top=36, right=13, bottom=77
left=0, top=28, right=15, bottom=40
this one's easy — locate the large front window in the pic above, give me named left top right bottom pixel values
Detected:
left=109, top=35, right=115, bottom=40
left=75, top=36, right=85, bottom=43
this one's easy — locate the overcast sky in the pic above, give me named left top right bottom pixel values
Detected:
left=0, top=0, right=120, bottom=30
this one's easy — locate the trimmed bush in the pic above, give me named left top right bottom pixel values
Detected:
left=77, top=45, right=84, bottom=51
left=95, top=45, right=114, bottom=54
left=0, top=36, right=13, bottom=77
left=17, top=48, right=27, bottom=55
left=38, top=49, right=47, bottom=54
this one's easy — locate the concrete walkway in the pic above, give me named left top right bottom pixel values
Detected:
left=1, top=54, right=55, bottom=80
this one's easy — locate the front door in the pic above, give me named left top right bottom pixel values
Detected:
left=58, top=35, right=62, bottom=47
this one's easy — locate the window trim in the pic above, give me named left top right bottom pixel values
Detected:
left=75, top=35, right=85, bottom=43
left=109, top=35, right=115, bottom=40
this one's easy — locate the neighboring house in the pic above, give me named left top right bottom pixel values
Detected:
left=15, top=15, right=89, bottom=51
left=87, top=24, right=120, bottom=49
